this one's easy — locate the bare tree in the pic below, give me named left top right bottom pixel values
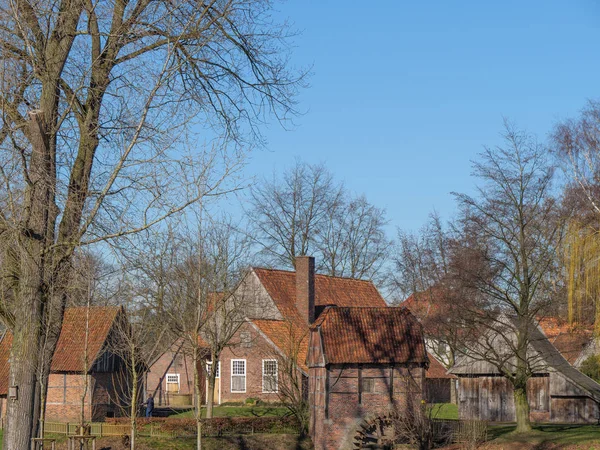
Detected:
left=248, top=161, right=344, bottom=269
left=161, top=217, right=250, bottom=450
left=264, top=319, right=309, bottom=434
left=319, top=195, right=391, bottom=282
left=0, top=0, right=303, bottom=446
left=111, top=302, right=171, bottom=450
left=249, top=160, right=390, bottom=281
left=552, top=100, right=600, bottom=326
left=449, top=122, right=561, bottom=433
left=552, top=100, right=600, bottom=216
left=391, top=211, right=450, bottom=302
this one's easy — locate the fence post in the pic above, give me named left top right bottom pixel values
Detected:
left=66, top=423, right=69, bottom=436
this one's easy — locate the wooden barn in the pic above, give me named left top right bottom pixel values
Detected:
left=450, top=318, right=600, bottom=423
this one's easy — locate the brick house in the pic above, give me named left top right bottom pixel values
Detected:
left=212, top=256, right=387, bottom=405
left=0, top=306, right=130, bottom=422
left=146, top=337, right=209, bottom=407
left=307, top=306, right=429, bottom=450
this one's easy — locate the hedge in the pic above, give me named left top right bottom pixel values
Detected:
left=106, top=415, right=300, bottom=437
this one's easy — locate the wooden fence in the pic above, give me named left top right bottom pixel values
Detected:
left=43, top=422, right=188, bottom=439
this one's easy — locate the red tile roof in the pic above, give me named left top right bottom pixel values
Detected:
left=250, top=268, right=388, bottom=366
left=254, top=268, right=386, bottom=310
left=252, top=319, right=309, bottom=372
left=426, top=352, right=456, bottom=379
left=0, top=332, right=12, bottom=395
left=313, top=307, right=427, bottom=365
left=50, top=306, right=121, bottom=372
left=538, top=317, right=593, bottom=365
left=0, top=307, right=121, bottom=396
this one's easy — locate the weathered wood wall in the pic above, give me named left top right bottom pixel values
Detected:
left=458, top=373, right=599, bottom=423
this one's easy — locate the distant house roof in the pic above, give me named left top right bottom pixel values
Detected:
left=402, top=288, right=459, bottom=336
left=51, top=306, right=122, bottom=372
left=252, top=319, right=309, bottom=373
left=538, top=317, right=594, bottom=366
left=426, top=352, right=456, bottom=379
left=311, top=306, right=428, bottom=365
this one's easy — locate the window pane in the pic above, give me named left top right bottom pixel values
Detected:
left=263, top=360, right=278, bottom=392
left=233, top=360, right=245, bottom=375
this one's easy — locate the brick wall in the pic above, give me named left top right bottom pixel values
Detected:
left=147, top=344, right=196, bottom=406
left=310, top=363, right=426, bottom=450
left=219, top=322, right=300, bottom=404
left=44, top=371, right=125, bottom=422
left=46, top=373, right=93, bottom=422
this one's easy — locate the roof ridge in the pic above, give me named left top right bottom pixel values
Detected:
left=252, top=266, right=375, bottom=284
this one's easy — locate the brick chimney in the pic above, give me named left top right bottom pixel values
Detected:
left=295, top=256, right=315, bottom=324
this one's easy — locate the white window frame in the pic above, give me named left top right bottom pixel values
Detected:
left=166, top=373, right=180, bottom=392
left=262, top=359, right=278, bottom=393
left=231, top=359, right=246, bottom=393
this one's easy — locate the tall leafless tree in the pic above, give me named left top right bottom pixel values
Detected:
left=161, top=216, right=251, bottom=450
left=450, top=122, right=560, bottom=433
left=552, top=100, right=600, bottom=216
left=392, top=211, right=450, bottom=302
left=0, top=0, right=303, bottom=446
left=249, top=160, right=391, bottom=282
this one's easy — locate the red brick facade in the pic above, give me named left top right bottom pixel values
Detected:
left=45, top=372, right=124, bottom=422
left=309, top=363, right=426, bottom=450
left=146, top=342, right=197, bottom=406
left=308, top=307, right=428, bottom=450
left=217, top=322, right=304, bottom=404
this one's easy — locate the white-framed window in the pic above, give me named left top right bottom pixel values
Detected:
left=206, top=361, right=220, bottom=378
left=231, top=359, right=246, bottom=393
left=166, top=373, right=180, bottom=393
left=262, top=359, right=278, bottom=393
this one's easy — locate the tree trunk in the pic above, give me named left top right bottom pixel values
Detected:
left=514, top=315, right=532, bottom=433
left=193, top=347, right=202, bottom=450
left=206, top=374, right=215, bottom=419
left=4, top=111, right=53, bottom=450
left=130, top=353, right=138, bottom=450
left=3, top=318, right=40, bottom=450
left=513, top=383, right=531, bottom=433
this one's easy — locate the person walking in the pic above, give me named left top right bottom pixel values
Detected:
left=146, top=394, right=155, bottom=418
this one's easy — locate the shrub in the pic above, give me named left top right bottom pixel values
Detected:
left=106, top=415, right=300, bottom=437
left=580, top=354, right=600, bottom=383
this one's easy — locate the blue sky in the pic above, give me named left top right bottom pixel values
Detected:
left=236, top=0, right=600, bottom=233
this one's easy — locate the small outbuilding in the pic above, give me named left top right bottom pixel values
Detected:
left=0, top=306, right=131, bottom=422
left=450, top=318, right=600, bottom=423
left=307, top=306, right=429, bottom=450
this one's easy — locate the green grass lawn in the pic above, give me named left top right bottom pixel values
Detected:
left=486, top=424, right=600, bottom=447
left=428, top=403, right=458, bottom=420
left=171, top=405, right=290, bottom=419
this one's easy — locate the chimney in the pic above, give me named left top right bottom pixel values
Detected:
left=295, top=256, right=315, bottom=324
